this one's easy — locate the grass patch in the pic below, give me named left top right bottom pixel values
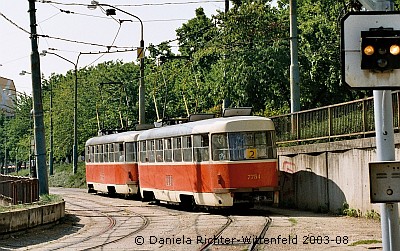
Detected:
left=8, top=162, right=87, bottom=189
left=340, top=202, right=361, bottom=218
left=49, top=162, right=87, bottom=189
left=365, top=209, right=380, bottom=220
left=1, top=163, right=85, bottom=213
left=9, top=168, right=30, bottom=177
left=288, top=218, right=298, bottom=226
left=339, top=202, right=381, bottom=220
left=39, top=194, right=63, bottom=204
left=0, top=194, right=63, bottom=213
left=349, top=239, right=381, bottom=246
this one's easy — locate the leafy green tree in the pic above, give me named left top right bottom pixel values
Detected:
left=41, top=60, right=140, bottom=162
left=176, top=7, right=219, bottom=59
left=2, top=93, right=33, bottom=168
left=3, top=0, right=382, bottom=166
left=210, top=1, right=291, bottom=112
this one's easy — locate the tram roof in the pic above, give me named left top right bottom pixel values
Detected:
left=85, top=131, right=141, bottom=146
left=138, top=116, right=274, bottom=140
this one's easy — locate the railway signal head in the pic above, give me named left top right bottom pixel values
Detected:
left=361, top=28, right=400, bottom=72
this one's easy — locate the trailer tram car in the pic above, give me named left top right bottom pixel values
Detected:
left=85, top=131, right=141, bottom=195
left=138, top=116, right=279, bottom=208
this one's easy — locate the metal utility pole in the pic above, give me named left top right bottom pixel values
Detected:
left=290, top=0, right=300, bottom=113
left=4, top=138, right=7, bottom=175
left=139, top=39, right=145, bottom=124
left=373, top=1, right=399, bottom=250
left=374, top=90, right=400, bottom=251
left=49, top=80, right=53, bottom=175
left=88, top=2, right=145, bottom=124
left=40, top=50, right=79, bottom=174
left=357, top=0, right=400, bottom=250
left=28, top=0, right=49, bottom=195
left=223, top=0, right=230, bottom=110
left=40, top=50, right=82, bottom=175
left=73, top=64, right=78, bottom=173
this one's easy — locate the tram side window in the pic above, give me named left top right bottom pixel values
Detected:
left=139, top=141, right=147, bottom=162
left=173, top=137, right=182, bottom=162
left=87, top=146, right=94, bottom=163
left=99, top=145, right=104, bottom=162
left=109, top=143, right=115, bottom=162
left=115, top=143, right=124, bottom=162
left=182, top=136, right=192, bottom=162
left=164, top=138, right=173, bottom=162
left=155, top=139, right=163, bottom=162
left=194, top=134, right=209, bottom=162
left=212, top=134, right=229, bottom=161
left=94, top=145, right=98, bottom=163
left=126, top=142, right=137, bottom=162
left=94, top=145, right=103, bottom=163
left=93, top=146, right=99, bottom=163
left=85, top=147, right=89, bottom=163
left=147, top=140, right=155, bottom=162
left=104, top=144, right=109, bottom=162
left=268, top=131, right=277, bottom=158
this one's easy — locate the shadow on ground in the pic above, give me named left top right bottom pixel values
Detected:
left=0, top=214, right=82, bottom=249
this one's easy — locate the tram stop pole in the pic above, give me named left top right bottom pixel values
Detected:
left=371, top=1, right=400, bottom=250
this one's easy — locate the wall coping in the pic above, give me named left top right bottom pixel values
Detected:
left=278, top=133, right=400, bottom=156
left=0, top=200, right=65, bottom=235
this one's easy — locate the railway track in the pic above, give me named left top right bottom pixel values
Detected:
left=29, top=193, right=150, bottom=250
left=198, top=215, right=233, bottom=250
left=0, top=188, right=275, bottom=250
left=198, top=213, right=272, bottom=251
left=248, top=216, right=272, bottom=251
left=69, top=197, right=149, bottom=250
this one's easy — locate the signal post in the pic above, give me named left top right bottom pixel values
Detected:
left=342, top=1, right=400, bottom=250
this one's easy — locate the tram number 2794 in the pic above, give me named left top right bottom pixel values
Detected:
left=248, top=174, right=261, bottom=180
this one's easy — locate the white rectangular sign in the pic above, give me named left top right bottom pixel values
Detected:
left=341, top=12, right=400, bottom=89
left=369, top=161, right=400, bottom=203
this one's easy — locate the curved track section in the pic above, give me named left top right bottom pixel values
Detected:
left=198, top=214, right=272, bottom=251
left=0, top=188, right=274, bottom=250
left=26, top=192, right=149, bottom=251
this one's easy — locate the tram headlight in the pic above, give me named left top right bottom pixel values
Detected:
left=361, top=28, right=400, bottom=72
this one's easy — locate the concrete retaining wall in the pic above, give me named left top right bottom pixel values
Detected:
left=278, top=134, right=400, bottom=213
left=0, top=201, right=65, bottom=234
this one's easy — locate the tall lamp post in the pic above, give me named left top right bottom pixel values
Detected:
left=88, top=1, right=145, bottom=124
left=21, top=67, right=54, bottom=177
left=40, top=50, right=78, bottom=174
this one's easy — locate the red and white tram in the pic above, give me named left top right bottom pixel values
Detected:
left=138, top=116, right=279, bottom=208
left=85, top=131, right=141, bottom=195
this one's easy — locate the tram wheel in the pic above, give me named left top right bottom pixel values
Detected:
left=180, top=195, right=196, bottom=211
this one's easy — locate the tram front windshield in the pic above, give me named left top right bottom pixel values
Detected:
left=212, top=131, right=276, bottom=161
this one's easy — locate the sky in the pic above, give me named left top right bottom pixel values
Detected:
left=0, top=0, right=228, bottom=94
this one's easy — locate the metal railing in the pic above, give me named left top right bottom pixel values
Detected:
left=270, top=91, right=400, bottom=145
left=0, top=175, right=39, bottom=205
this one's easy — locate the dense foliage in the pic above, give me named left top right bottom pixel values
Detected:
left=1, top=0, right=387, bottom=167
